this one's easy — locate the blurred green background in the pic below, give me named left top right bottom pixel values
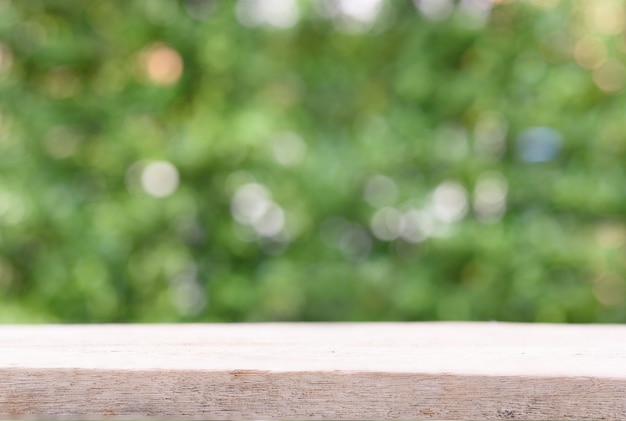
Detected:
left=1, top=0, right=625, bottom=323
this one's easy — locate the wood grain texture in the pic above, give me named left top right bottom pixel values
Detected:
left=1, top=322, right=625, bottom=420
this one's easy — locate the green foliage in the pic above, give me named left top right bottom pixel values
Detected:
left=1, top=0, right=625, bottom=323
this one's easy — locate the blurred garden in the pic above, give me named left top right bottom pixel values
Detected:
left=1, top=0, right=626, bottom=323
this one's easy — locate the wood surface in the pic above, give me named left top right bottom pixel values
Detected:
left=1, top=322, right=625, bottom=420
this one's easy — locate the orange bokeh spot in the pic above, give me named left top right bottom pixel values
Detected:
left=574, top=36, right=606, bottom=70
left=141, top=43, right=183, bottom=86
left=593, top=60, right=625, bottom=93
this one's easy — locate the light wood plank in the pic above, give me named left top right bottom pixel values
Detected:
left=1, top=322, right=626, bottom=420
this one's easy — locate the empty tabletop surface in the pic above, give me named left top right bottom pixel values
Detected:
left=1, top=322, right=625, bottom=377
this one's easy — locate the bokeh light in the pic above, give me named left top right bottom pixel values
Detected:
left=235, top=0, right=300, bottom=29
left=414, top=0, right=454, bottom=22
left=0, top=191, right=26, bottom=226
left=321, top=217, right=372, bottom=260
left=516, top=127, right=562, bottom=164
left=429, top=181, right=468, bottom=223
left=370, top=207, right=404, bottom=241
left=584, top=1, right=625, bottom=35
left=592, top=60, right=626, bottom=93
left=140, top=43, right=184, bottom=86
left=473, top=112, right=507, bottom=159
left=363, top=175, right=398, bottom=208
left=272, top=132, right=307, bottom=167
left=473, top=172, right=507, bottom=223
left=140, top=161, right=180, bottom=198
left=574, top=36, right=607, bottom=70
left=231, top=183, right=287, bottom=240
